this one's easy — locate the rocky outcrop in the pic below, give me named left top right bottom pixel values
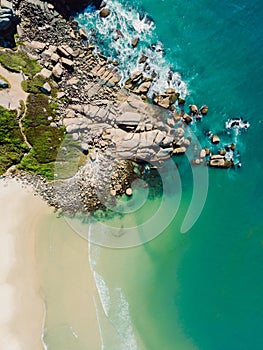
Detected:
left=153, top=89, right=179, bottom=110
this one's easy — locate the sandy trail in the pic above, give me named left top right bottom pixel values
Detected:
left=0, top=64, right=28, bottom=109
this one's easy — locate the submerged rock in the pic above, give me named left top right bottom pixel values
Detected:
left=200, top=105, right=209, bottom=115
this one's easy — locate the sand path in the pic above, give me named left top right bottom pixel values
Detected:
left=0, top=64, right=28, bottom=109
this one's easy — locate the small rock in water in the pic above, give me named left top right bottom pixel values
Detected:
left=100, top=8, right=111, bottom=18
left=139, top=55, right=148, bottom=64
left=200, top=149, right=206, bottom=158
left=200, top=105, right=209, bottom=115
left=132, top=37, right=139, bottom=48
left=126, top=188, right=133, bottom=196
left=211, top=134, right=220, bottom=144
left=189, top=104, right=198, bottom=115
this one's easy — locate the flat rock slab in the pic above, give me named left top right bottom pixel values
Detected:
left=116, top=112, right=142, bottom=126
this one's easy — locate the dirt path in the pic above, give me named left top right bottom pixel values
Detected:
left=0, top=64, right=28, bottom=109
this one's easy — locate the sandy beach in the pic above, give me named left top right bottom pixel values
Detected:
left=0, top=178, right=49, bottom=349
left=0, top=178, right=102, bottom=349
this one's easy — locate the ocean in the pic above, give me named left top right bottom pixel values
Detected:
left=64, top=0, right=263, bottom=349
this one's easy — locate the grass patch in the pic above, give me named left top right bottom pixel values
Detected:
left=19, top=93, right=64, bottom=179
left=55, top=134, right=85, bottom=179
left=17, top=150, right=55, bottom=180
left=0, top=106, right=29, bottom=175
left=0, top=50, right=41, bottom=76
left=21, top=74, right=46, bottom=93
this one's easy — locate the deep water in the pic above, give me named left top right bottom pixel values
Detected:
left=75, top=0, right=263, bottom=349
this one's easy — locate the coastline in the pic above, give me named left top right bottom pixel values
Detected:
left=0, top=178, right=49, bottom=349
left=0, top=178, right=102, bottom=349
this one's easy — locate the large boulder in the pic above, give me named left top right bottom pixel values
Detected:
left=116, top=112, right=142, bottom=126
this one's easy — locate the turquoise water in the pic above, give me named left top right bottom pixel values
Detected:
left=75, top=0, right=263, bottom=349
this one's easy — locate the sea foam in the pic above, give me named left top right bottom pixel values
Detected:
left=76, top=0, right=188, bottom=98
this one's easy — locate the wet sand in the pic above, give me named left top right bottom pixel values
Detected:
left=0, top=178, right=102, bottom=349
left=0, top=178, right=49, bottom=350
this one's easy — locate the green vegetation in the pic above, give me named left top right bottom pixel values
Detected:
left=0, top=50, right=41, bottom=76
left=21, top=74, right=46, bottom=93
left=0, top=106, right=29, bottom=175
left=17, top=93, right=64, bottom=179
left=55, top=134, right=85, bottom=179
left=17, top=151, right=55, bottom=179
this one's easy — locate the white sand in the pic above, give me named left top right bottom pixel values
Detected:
left=0, top=65, right=28, bottom=109
left=0, top=178, right=102, bottom=349
left=0, top=178, right=50, bottom=349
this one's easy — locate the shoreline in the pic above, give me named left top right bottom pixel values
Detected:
left=0, top=178, right=49, bottom=349
left=0, top=177, right=102, bottom=349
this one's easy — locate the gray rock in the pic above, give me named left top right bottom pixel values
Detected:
left=153, top=93, right=170, bottom=109
left=51, top=53, right=60, bottom=64
left=41, top=82, right=51, bottom=94
left=81, top=142, right=89, bottom=151
left=72, top=133, right=79, bottom=141
left=0, top=79, right=8, bottom=88
left=28, top=40, right=46, bottom=51
left=61, top=57, right=74, bottom=69
left=135, top=81, right=151, bottom=94
left=52, top=63, right=63, bottom=79
left=173, top=147, right=186, bottom=155
left=39, top=68, right=52, bottom=79
left=57, top=45, right=74, bottom=57
left=117, top=112, right=142, bottom=126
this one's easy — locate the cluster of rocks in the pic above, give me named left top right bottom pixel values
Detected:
left=1, top=0, right=237, bottom=215
left=191, top=146, right=235, bottom=168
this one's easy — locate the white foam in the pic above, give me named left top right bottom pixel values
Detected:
left=93, top=271, right=111, bottom=317
left=76, top=0, right=188, bottom=98
left=88, top=239, right=139, bottom=349
left=112, top=287, right=139, bottom=350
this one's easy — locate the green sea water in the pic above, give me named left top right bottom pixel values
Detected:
left=73, top=0, right=263, bottom=349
